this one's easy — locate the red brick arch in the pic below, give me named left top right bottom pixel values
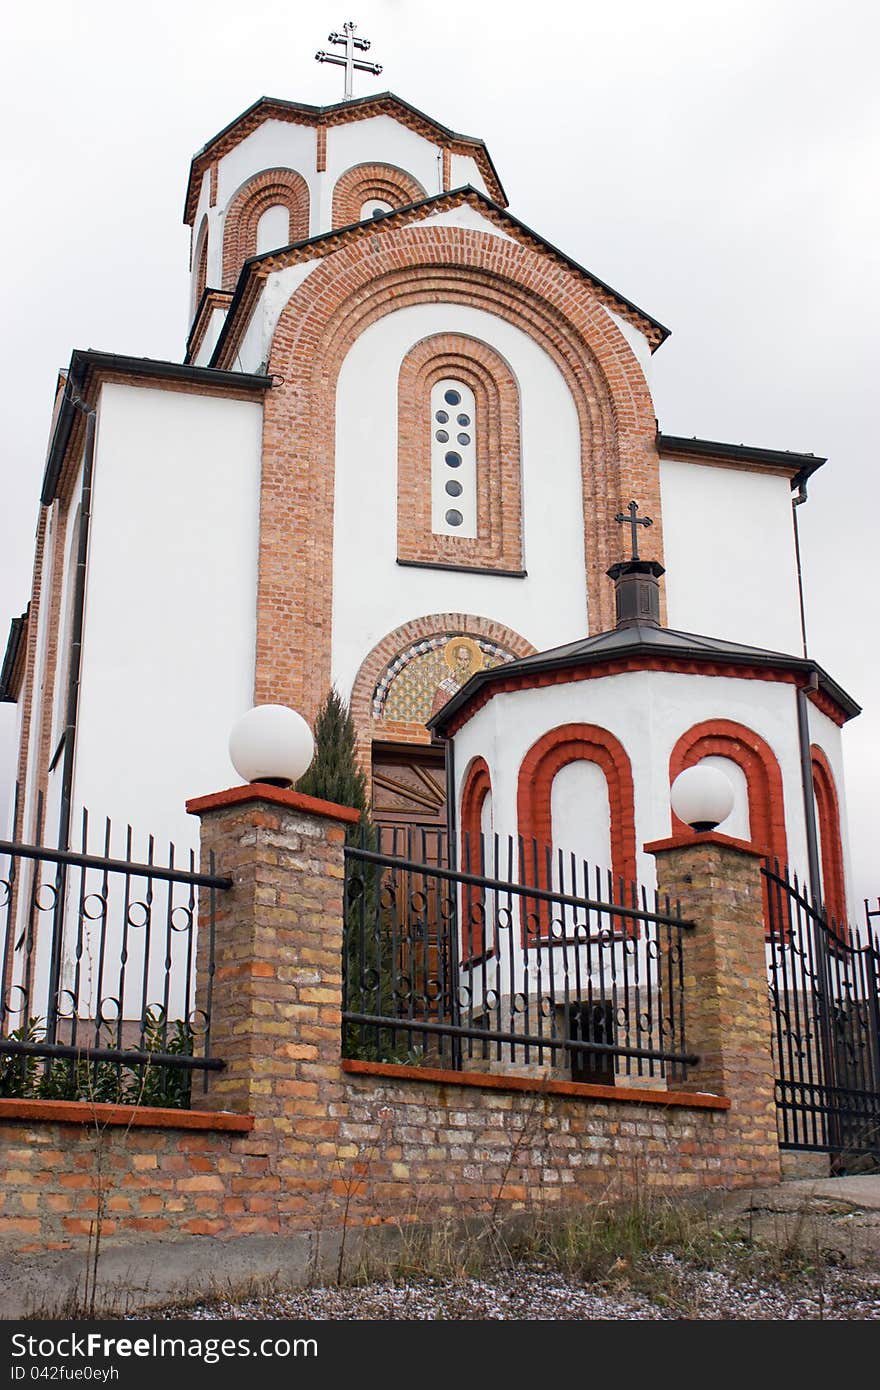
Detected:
left=259, top=224, right=661, bottom=721
left=398, top=333, right=522, bottom=572
left=192, top=217, right=209, bottom=309
left=810, top=744, right=847, bottom=930
left=460, top=756, right=493, bottom=960
left=348, top=612, right=536, bottom=762
left=669, top=719, right=788, bottom=935
left=517, top=724, right=638, bottom=938
left=332, top=162, right=426, bottom=228
left=222, top=169, right=309, bottom=290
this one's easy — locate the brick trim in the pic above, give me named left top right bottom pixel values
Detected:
left=332, top=162, right=426, bottom=228
left=222, top=168, right=310, bottom=291
left=441, top=148, right=451, bottom=192
left=397, top=333, right=523, bottom=571
left=348, top=613, right=535, bottom=768
left=645, top=830, right=767, bottom=857
left=439, top=657, right=832, bottom=738
left=316, top=123, right=327, bottom=172
left=0, top=1098, right=253, bottom=1131
left=810, top=744, right=848, bottom=930
left=184, top=96, right=506, bottom=224
left=669, top=719, right=788, bottom=933
left=258, top=224, right=660, bottom=719
left=193, top=217, right=208, bottom=302
left=460, top=756, right=492, bottom=959
left=186, top=783, right=361, bottom=824
left=517, top=724, right=637, bottom=939
left=341, top=1058, right=730, bottom=1108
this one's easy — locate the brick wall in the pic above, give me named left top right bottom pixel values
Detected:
left=0, top=791, right=780, bottom=1261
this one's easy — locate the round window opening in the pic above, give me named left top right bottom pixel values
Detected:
left=435, top=410, right=449, bottom=424
left=444, top=451, right=462, bottom=468
left=457, top=433, right=471, bottom=446
left=457, top=414, right=470, bottom=426
left=445, top=509, right=464, bottom=527
left=444, top=389, right=462, bottom=406
left=445, top=479, right=463, bottom=497
left=435, top=430, right=449, bottom=443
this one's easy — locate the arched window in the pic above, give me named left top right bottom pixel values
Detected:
left=669, top=719, right=787, bottom=934
left=256, top=204, right=291, bottom=255
left=397, top=335, right=523, bottom=572
left=221, top=169, right=309, bottom=290
left=361, top=199, right=393, bottom=219
left=517, top=724, right=637, bottom=941
left=332, top=163, right=426, bottom=228
left=460, top=757, right=493, bottom=960
left=431, top=379, right=476, bottom=537
left=192, top=217, right=208, bottom=317
left=810, top=744, right=847, bottom=932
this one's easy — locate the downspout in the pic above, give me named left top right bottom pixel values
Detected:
left=796, top=676, right=822, bottom=906
left=792, top=473, right=809, bottom=659
left=46, top=387, right=96, bottom=1037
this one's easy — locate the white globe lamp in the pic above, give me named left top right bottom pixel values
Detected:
left=228, top=704, right=315, bottom=788
left=670, top=764, right=735, bottom=834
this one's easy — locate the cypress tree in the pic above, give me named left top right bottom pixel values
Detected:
left=295, top=687, right=368, bottom=821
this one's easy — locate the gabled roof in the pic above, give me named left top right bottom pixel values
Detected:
left=209, top=185, right=671, bottom=371
left=184, top=91, right=507, bottom=223
left=658, top=433, right=825, bottom=488
left=429, top=620, right=861, bottom=735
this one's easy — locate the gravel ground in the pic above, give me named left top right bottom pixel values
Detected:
left=156, top=1260, right=880, bottom=1321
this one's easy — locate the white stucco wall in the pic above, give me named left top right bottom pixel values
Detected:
left=330, top=301, right=588, bottom=696
left=217, top=120, right=321, bottom=234
left=232, top=261, right=318, bottom=375
left=192, top=306, right=229, bottom=368
left=324, top=116, right=436, bottom=216
left=71, top=383, right=263, bottom=852
left=452, top=669, right=812, bottom=890
left=450, top=152, right=488, bottom=194
left=660, top=459, right=803, bottom=653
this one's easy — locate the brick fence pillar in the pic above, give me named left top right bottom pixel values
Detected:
left=185, top=785, right=360, bottom=1120
left=645, top=830, right=781, bottom=1185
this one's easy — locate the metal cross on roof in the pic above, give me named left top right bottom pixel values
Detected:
left=315, top=21, right=382, bottom=101
left=615, top=500, right=653, bottom=560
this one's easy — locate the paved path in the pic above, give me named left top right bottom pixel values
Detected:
left=721, top=1175, right=880, bottom=1264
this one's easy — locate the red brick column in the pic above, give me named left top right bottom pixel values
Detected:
left=185, top=785, right=360, bottom=1119
left=646, top=831, right=780, bottom=1185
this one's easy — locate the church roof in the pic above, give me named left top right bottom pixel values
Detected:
left=40, top=351, right=272, bottom=506
left=183, top=92, right=507, bottom=223
left=658, top=434, right=825, bottom=488
left=208, top=185, right=672, bottom=371
left=429, top=622, right=861, bottom=735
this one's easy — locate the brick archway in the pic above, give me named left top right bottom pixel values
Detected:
left=460, top=756, right=493, bottom=960
left=810, top=744, right=847, bottom=930
left=332, top=162, right=426, bottom=228
left=222, top=169, right=310, bottom=290
left=260, top=224, right=661, bottom=720
left=670, top=719, right=788, bottom=933
left=517, top=724, right=637, bottom=938
left=349, top=612, right=536, bottom=761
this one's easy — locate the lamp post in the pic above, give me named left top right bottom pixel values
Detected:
left=228, top=704, right=315, bottom=788
left=670, top=764, right=735, bottom=833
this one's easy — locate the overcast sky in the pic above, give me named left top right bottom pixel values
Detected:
left=1, top=0, right=877, bottom=905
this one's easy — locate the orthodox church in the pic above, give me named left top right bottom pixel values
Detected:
left=1, top=25, right=859, bottom=927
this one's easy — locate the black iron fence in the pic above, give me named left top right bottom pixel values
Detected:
left=342, top=830, right=697, bottom=1084
left=0, top=790, right=230, bottom=1106
left=765, top=860, right=880, bottom=1161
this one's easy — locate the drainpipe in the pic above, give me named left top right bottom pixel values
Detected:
left=46, top=387, right=97, bottom=1037
left=792, top=474, right=809, bottom=659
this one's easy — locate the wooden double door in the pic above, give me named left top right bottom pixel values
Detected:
left=370, top=742, right=450, bottom=1024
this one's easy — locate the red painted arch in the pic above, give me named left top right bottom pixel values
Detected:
left=460, top=757, right=492, bottom=960
left=810, top=744, right=848, bottom=933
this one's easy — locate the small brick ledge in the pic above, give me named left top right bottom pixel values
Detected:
left=644, top=830, right=767, bottom=857
left=0, top=1098, right=254, bottom=1131
left=341, top=1059, right=730, bottom=1110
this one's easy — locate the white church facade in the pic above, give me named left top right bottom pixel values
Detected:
left=1, top=71, right=860, bottom=940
